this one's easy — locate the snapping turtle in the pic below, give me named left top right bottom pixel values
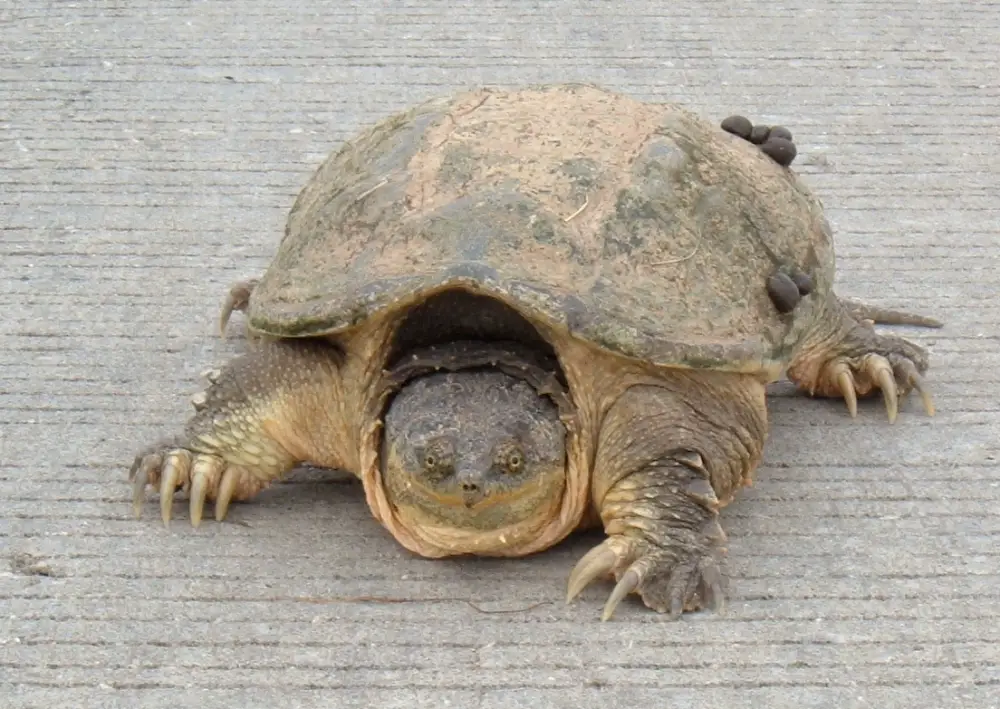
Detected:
left=130, top=84, right=941, bottom=620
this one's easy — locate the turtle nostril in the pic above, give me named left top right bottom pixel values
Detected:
left=461, top=481, right=479, bottom=492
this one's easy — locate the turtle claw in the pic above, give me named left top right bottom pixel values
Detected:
left=158, top=451, right=188, bottom=526
left=189, top=456, right=224, bottom=527
left=602, top=568, right=640, bottom=622
left=219, top=278, right=259, bottom=337
left=131, top=464, right=149, bottom=519
left=792, top=297, right=935, bottom=422
left=215, top=467, right=241, bottom=522
left=820, top=349, right=932, bottom=423
left=567, top=527, right=726, bottom=621
left=865, top=355, right=899, bottom=423
left=567, top=537, right=635, bottom=619
left=566, top=539, right=617, bottom=604
left=892, top=356, right=935, bottom=417
left=129, top=443, right=259, bottom=526
left=831, top=364, right=859, bottom=418
left=914, top=376, right=934, bottom=416
left=189, top=474, right=207, bottom=527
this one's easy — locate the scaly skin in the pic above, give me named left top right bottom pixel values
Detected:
left=563, top=290, right=938, bottom=620
left=128, top=86, right=947, bottom=619
left=130, top=339, right=354, bottom=526
left=131, top=337, right=769, bottom=620
left=566, top=370, right=769, bottom=620
left=132, top=282, right=939, bottom=621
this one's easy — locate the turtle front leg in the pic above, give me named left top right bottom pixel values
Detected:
left=130, top=339, right=352, bottom=526
left=786, top=296, right=940, bottom=422
left=567, top=372, right=768, bottom=620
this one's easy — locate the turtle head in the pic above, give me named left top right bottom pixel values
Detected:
left=381, top=370, right=567, bottom=545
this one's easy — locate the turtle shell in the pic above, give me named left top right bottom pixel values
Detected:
left=248, top=83, right=835, bottom=374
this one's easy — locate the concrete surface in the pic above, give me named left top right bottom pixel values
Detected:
left=2, top=1, right=998, bottom=707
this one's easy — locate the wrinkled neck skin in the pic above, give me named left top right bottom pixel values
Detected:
left=349, top=314, right=590, bottom=558
left=349, top=304, right=766, bottom=560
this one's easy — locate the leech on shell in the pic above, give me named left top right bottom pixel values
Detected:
left=761, top=137, right=797, bottom=167
left=789, top=269, right=814, bottom=295
left=750, top=125, right=771, bottom=144
left=720, top=115, right=753, bottom=140
left=767, top=272, right=802, bottom=313
left=768, top=125, right=793, bottom=141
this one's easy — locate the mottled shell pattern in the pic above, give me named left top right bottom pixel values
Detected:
left=248, top=83, right=835, bottom=376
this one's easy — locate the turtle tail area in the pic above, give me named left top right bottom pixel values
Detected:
left=839, top=297, right=943, bottom=329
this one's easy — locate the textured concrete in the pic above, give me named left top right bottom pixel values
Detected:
left=2, top=1, right=998, bottom=707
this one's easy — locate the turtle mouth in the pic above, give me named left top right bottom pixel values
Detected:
left=462, top=488, right=485, bottom=508
left=416, top=478, right=548, bottom=514
left=384, top=449, right=567, bottom=533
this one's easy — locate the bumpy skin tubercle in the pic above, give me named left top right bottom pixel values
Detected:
left=130, top=340, right=351, bottom=526
left=567, top=371, right=768, bottom=621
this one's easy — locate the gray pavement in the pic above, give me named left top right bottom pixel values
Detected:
left=2, top=1, right=998, bottom=707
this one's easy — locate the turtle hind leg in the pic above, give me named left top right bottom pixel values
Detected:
left=787, top=297, right=936, bottom=423
left=219, top=277, right=260, bottom=337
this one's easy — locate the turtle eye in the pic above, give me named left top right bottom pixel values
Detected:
left=494, top=440, right=526, bottom=475
left=421, top=438, right=454, bottom=480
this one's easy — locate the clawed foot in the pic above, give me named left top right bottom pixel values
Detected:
left=789, top=297, right=938, bottom=423
left=129, top=339, right=305, bottom=527
left=817, top=347, right=933, bottom=424
left=129, top=440, right=265, bottom=526
left=566, top=492, right=728, bottom=622
left=219, top=278, right=259, bottom=337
